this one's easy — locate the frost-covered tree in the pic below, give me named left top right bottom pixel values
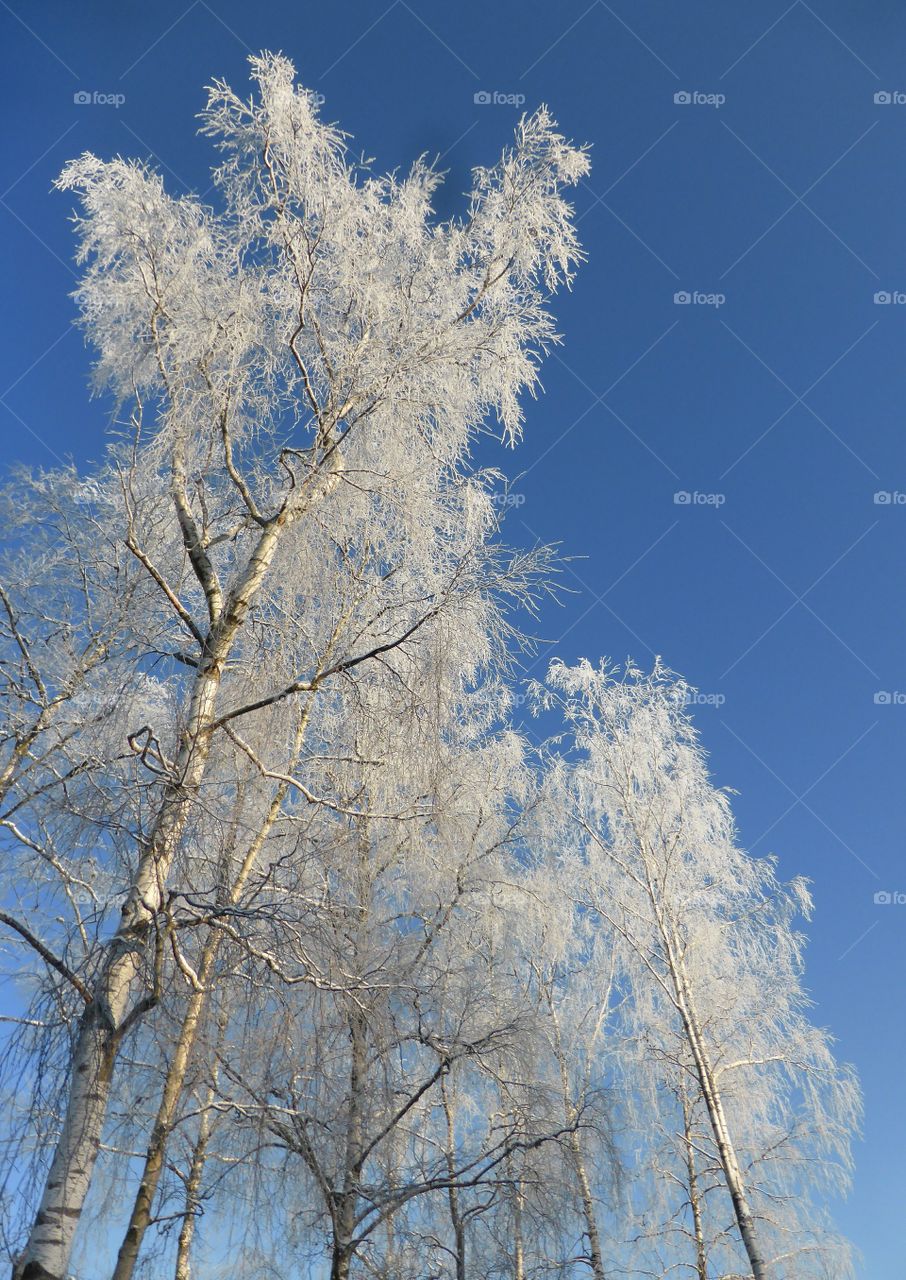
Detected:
left=3, top=53, right=588, bottom=1280
left=199, top=712, right=539, bottom=1280
left=536, top=659, right=860, bottom=1280
left=1, top=49, right=861, bottom=1280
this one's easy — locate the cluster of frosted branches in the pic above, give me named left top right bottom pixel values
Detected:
left=0, top=56, right=857, bottom=1280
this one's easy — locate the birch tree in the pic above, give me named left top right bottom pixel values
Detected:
left=208, top=717, right=540, bottom=1280
left=535, top=659, right=860, bottom=1280
left=4, top=52, right=588, bottom=1280
left=1, top=45, right=863, bottom=1280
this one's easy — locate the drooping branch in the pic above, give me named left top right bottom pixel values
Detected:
left=0, top=911, right=91, bottom=1004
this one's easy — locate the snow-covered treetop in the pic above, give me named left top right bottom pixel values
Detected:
left=57, top=51, right=589, bottom=456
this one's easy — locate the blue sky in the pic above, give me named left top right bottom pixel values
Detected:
left=1, top=1, right=904, bottom=1273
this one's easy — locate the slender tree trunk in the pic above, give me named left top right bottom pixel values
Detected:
left=513, top=1188, right=525, bottom=1280
left=111, top=710, right=310, bottom=1280
left=508, top=1149, right=526, bottom=1280
left=110, top=948, right=214, bottom=1280
left=656, top=907, right=768, bottom=1280
left=441, top=1075, right=467, bottom=1280
left=570, top=1132, right=607, bottom=1280
left=331, top=1010, right=366, bottom=1280
left=173, top=1076, right=216, bottom=1280
left=680, top=1085, right=708, bottom=1280
left=12, top=999, right=119, bottom=1280
left=548, top=1001, right=607, bottom=1280
left=682, top=1010, right=766, bottom=1280
left=382, top=1195, right=399, bottom=1280
left=13, top=501, right=306, bottom=1280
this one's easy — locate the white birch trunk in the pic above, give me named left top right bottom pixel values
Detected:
left=13, top=665, right=222, bottom=1280
left=548, top=1001, right=608, bottom=1280
left=173, top=1075, right=216, bottom=1280
left=13, top=492, right=323, bottom=1280
left=680, top=1085, right=708, bottom=1280
left=652, top=892, right=768, bottom=1280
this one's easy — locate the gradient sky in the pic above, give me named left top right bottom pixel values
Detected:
left=1, top=2, right=904, bottom=1274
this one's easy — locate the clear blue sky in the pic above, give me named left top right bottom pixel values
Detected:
left=1, top=2, right=904, bottom=1273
